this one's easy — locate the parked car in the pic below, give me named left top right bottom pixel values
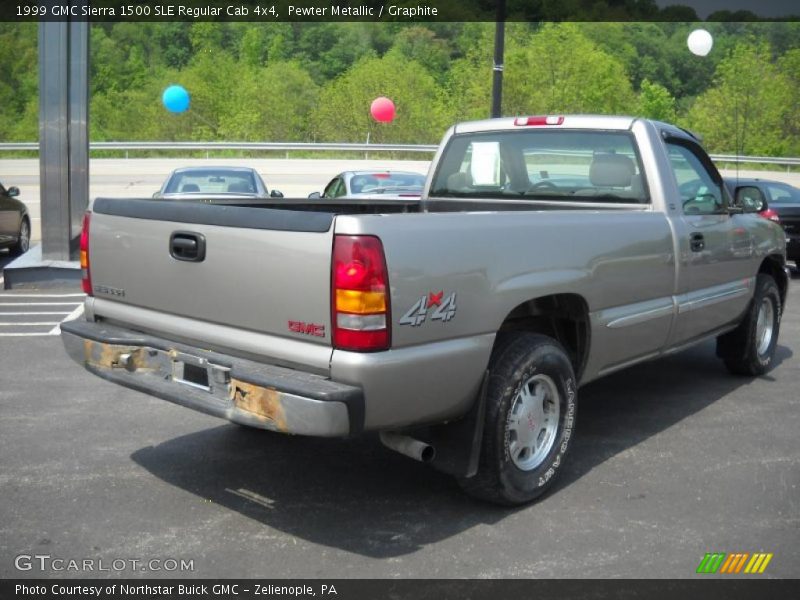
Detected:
left=725, top=177, right=800, bottom=266
left=153, top=167, right=283, bottom=201
left=0, top=181, right=30, bottom=256
left=309, top=170, right=426, bottom=199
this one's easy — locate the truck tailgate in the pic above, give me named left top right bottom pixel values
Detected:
left=87, top=198, right=335, bottom=356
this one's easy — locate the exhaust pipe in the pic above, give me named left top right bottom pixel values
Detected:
left=380, top=432, right=436, bottom=463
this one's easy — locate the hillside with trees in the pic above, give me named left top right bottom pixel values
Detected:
left=1, top=21, right=798, bottom=155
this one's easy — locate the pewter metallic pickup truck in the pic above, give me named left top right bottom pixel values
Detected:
left=62, top=116, right=789, bottom=504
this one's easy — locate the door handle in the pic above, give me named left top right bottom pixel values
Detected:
left=170, top=231, right=206, bottom=262
left=690, top=232, right=705, bottom=252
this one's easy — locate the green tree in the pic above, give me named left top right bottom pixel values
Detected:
left=443, top=23, right=494, bottom=121
left=446, top=23, right=637, bottom=121
left=0, top=23, right=38, bottom=140
left=189, top=22, right=223, bottom=56
left=637, top=79, right=677, bottom=122
left=239, top=27, right=268, bottom=67
left=314, top=53, right=448, bottom=144
left=219, top=61, right=319, bottom=141
left=686, top=41, right=792, bottom=155
left=777, top=49, right=800, bottom=154
left=580, top=22, right=678, bottom=92
left=470, top=23, right=637, bottom=117
left=390, top=26, right=451, bottom=82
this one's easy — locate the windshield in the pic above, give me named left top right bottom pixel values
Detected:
left=349, top=173, right=426, bottom=194
left=766, top=182, right=800, bottom=204
left=430, top=130, right=649, bottom=204
left=165, top=170, right=258, bottom=194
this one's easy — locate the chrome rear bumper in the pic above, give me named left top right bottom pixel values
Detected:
left=61, top=319, right=362, bottom=437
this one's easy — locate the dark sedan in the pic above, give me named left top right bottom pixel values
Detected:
left=0, top=181, right=30, bottom=256
left=724, top=177, right=800, bottom=266
left=153, top=167, right=283, bottom=201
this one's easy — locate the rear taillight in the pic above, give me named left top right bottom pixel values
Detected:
left=332, top=235, right=390, bottom=352
left=80, top=212, right=92, bottom=295
left=759, top=208, right=780, bottom=223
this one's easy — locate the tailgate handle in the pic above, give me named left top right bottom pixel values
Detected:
left=170, top=232, right=206, bottom=262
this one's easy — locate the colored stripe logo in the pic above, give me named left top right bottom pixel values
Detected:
left=697, top=552, right=773, bottom=574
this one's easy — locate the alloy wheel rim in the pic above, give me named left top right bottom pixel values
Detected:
left=506, top=374, right=560, bottom=471
left=20, top=221, right=30, bottom=252
left=755, top=297, right=774, bottom=356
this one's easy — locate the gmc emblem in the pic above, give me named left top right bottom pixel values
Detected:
left=288, top=320, right=326, bottom=337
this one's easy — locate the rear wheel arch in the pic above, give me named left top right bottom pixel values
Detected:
left=495, top=293, right=590, bottom=382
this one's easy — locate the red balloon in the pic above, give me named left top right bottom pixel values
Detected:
left=370, top=97, right=396, bottom=123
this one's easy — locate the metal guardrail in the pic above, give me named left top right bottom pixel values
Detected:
left=708, top=154, right=800, bottom=166
left=0, top=141, right=798, bottom=166
left=0, top=141, right=439, bottom=153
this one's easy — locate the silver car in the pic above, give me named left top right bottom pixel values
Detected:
left=153, top=167, right=283, bottom=201
left=309, top=170, right=426, bottom=200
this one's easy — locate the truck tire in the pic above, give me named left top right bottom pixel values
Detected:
left=460, top=333, right=577, bottom=505
left=717, top=274, right=781, bottom=376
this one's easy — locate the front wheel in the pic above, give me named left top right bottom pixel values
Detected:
left=717, top=274, right=781, bottom=376
left=460, top=333, right=578, bottom=505
left=10, top=217, right=30, bottom=257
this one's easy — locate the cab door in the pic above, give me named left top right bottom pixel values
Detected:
left=664, top=138, right=755, bottom=345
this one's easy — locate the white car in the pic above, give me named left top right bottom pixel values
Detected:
left=154, top=167, right=283, bottom=201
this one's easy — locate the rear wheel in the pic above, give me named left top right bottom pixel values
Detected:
left=460, top=333, right=578, bottom=505
left=717, top=274, right=781, bottom=376
left=10, top=217, right=30, bottom=257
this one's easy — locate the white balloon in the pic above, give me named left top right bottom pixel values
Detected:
left=687, top=29, right=714, bottom=57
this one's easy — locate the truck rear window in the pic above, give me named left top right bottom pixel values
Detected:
left=430, top=130, right=649, bottom=204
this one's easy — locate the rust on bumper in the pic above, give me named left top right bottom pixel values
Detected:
left=62, top=321, right=355, bottom=437
left=231, top=379, right=288, bottom=431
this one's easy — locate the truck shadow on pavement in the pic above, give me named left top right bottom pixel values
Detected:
left=131, top=339, right=792, bottom=559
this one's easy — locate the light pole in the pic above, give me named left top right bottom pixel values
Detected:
left=491, top=0, right=506, bottom=118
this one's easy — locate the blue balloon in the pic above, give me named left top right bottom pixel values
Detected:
left=162, top=85, right=190, bottom=113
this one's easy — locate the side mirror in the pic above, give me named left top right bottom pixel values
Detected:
left=735, top=186, right=767, bottom=213
left=152, top=192, right=160, bottom=198
left=7, top=186, right=20, bottom=197
left=307, top=192, right=321, bottom=199
left=270, top=190, right=284, bottom=198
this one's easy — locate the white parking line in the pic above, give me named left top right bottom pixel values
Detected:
left=1, top=293, right=85, bottom=298
left=49, top=304, right=85, bottom=335
left=0, top=332, right=53, bottom=337
left=0, top=302, right=82, bottom=306
left=0, top=322, right=60, bottom=326
left=0, top=312, right=73, bottom=316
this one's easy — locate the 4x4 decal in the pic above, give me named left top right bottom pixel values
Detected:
left=399, top=291, right=457, bottom=326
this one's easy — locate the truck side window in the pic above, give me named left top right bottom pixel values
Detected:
left=666, top=142, right=725, bottom=215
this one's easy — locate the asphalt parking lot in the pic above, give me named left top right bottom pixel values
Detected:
left=0, top=271, right=798, bottom=579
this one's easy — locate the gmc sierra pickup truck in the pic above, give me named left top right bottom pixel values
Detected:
left=62, top=115, right=789, bottom=505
